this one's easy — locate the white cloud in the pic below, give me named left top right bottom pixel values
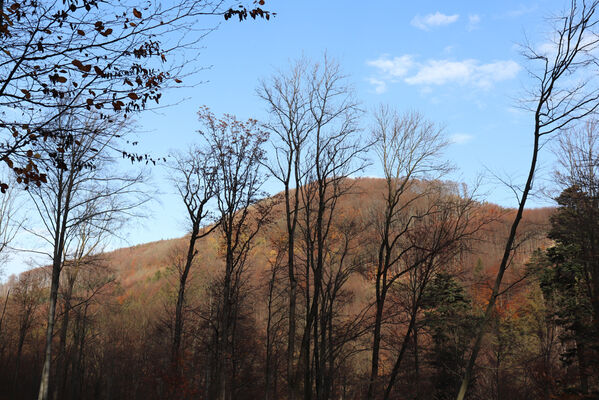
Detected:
left=405, top=60, right=474, bottom=86
left=411, top=12, right=459, bottom=31
left=449, top=133, right=474, bottom=144
left=366, top=55, right=414, bottom=78
left=366, top=55, right=521, bottom=93
left=405, top=59, right=520, bottom=88
left=473, top=60, right=521, bottom=87
left=367, top=77, right=387, bottom=94
left=467, top=14, right=481, bottom=31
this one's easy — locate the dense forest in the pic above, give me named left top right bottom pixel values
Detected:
left=2, top=0, right=599, bottom=399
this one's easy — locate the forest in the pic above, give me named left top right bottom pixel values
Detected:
left=1, top=1, right=599, bottom=399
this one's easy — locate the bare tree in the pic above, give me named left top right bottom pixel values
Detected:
left=258, top=58, right=312, bottom=400
left=52, top=222, right=116, bottom=400
left=292, top=57, right=367, bottom=400
left=366, top=107, right=452, bottom=399
left=458, top=2, right=599, bottom=398
left=555, top=119, right=599, bottom=196
left=263, top=236, right=288, bottom=400
left=260, top=55, right=368, bottom=400
left=27, top=110, right=147, bottom=400
left=196, top=107, right=272, bottom=400
left=381, top=189, right=480, bottom=400
left=169, top=145, right=218, bottom=375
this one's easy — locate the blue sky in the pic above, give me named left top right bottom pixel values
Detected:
left=5, top=1, right=569, bottom=277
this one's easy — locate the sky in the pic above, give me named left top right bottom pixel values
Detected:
left=3, top=0, right=575, bottom=277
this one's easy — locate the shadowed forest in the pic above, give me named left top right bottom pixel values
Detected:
left=2, top=1, right=599, bottom=400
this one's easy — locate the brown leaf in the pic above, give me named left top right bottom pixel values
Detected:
left=20, top=89, right=31, bottom=99
left=128, top=92, right=139, bottom=100
left=56, top=76, right=67, bottom=83
left=77, top=29, right=85, bottom=36
left=133, top=8, right=142, bottom=18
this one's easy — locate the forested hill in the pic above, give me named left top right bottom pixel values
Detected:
left=0, top=177, right=557, bottom=400
left=104, top=177, right=553, bottom=295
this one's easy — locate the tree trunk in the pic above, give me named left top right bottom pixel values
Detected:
left=172, top=230, right=198, bottom=372
left=456, top=126, right=540, bottom=400
left=13, top=318, right=28, bottom=396
left=38, top=260, right=61, bottom=400
left=367, top=291, right=385, bottom=399
left=54, top=291, right=73, bottom=400
left=383, top=307, right=418, bottom=400
left=286, top=183, right=299, bottom=400
left=414, top=326, right=420, bottom=400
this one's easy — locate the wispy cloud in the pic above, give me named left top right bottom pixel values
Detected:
left=443, top=45, right=455, bottom=55
left=367, top=55, right=520, bottom=92
left=366, top=55, right=414, bottom=78
left=411, top=12, right=459, bottom=31
left=449, top=133, right=474, bottom=144
left=467, top=14, right=481, bottom=31
left=500, top=4, right=537, bottom=19
left=406, top=59, right=520, bottom=87
left=536, top=33, right=599, bottom=58
left=367, top=77, right=387, bottom=94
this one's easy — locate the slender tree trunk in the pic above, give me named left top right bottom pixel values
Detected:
left=414, top=326, right=420, bottom=400
left=383, top=306, right=418, bottom=400
left=265, top=262, right=277, bottom=400
left=456, top=128, right=540, bottom=400
left=172, top=230, right=198, bottom=372
left=216, top=242, right=234, bottom=400
left=286, top=184, right=299, bottom=400
left=300, top=259, right=312, bottom=400
left=71, top=305, right=87, bottom=400
left=54, top=297, right=71, bottom=400
left=325, top=301, right=334, bottom=400
left=13, top=320, right=28, bottom=396
left=367, top=289, right=385, bottom=399
left=38, top=259, right=62, bottom=400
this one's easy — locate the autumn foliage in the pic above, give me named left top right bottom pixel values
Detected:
left=0, top=178, right=560, bottom=399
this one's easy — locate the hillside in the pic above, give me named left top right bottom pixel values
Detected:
left=102, top=177, right=553, bottom=301
left=0, top=177, right=556, bottom=400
